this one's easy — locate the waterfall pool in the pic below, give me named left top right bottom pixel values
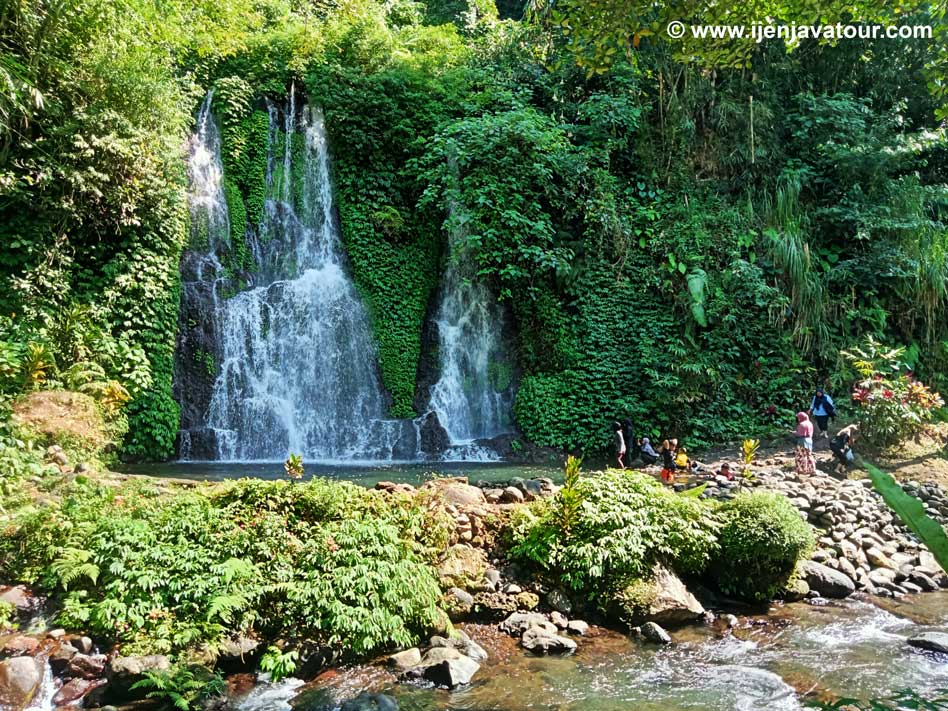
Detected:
left=119, top=461, right=563, bottom=489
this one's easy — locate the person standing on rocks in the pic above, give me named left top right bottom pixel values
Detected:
left=622, top=418, right=639, bottom=467
left=659, top=439, right=677, bottom=483
left=809, top=387, right=837, bottom=438
left=613, top=421, right=627, bottom=470
left=794, top=411, right=816, bottom=476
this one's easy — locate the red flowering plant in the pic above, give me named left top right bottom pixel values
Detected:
left=842, top=338, right=944, bottom=446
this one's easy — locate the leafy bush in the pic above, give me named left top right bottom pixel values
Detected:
left=509, top=470, right=720, bottom=595
left=844, top=338, right=945, bottom=446
left=0, top=477, right=446, bottom=659
left=710, top=492, right=815, bottom=602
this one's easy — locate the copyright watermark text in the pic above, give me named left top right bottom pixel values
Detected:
left=665, top=21, right=933, bottom=43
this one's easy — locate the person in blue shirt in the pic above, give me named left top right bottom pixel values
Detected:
left=809, top=387, right=837, bottom=438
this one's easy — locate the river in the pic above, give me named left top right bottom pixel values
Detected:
left=229, top=593, right=948, bottom=711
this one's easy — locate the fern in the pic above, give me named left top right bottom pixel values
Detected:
left=52, top=547, right=100, bottom=588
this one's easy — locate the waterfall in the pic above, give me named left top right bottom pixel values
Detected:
left=176, top=89, right=417, bottom=462
left=426, top=239, right=516, bottom=457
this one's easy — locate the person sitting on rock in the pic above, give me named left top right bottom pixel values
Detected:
left=639, top=437, right=659, bottom=465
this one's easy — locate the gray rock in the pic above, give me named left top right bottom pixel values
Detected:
left=800, top=561, right=855, bottom=598
left=637, top=565, right=705, bottom=624
left=501, top=486, right=525, bottom=504
left=388, top=648, right=422, bottom=672
left=566, top=620, right=589, bottom=636
left=908, top=632, right=948, bottom=655
left=220, top=635, right=259, bottom=659
left=640, top=622, right=672, bottom=644
left=546, top=589, right=573, bottom=615
left=550, top=611, right=569, bottom=629
left=499, top=612, right=556, bottom=636
left=520, top=627, right=577, bottom=654
left=110, top=654, right=172, bottom=678
left=74, top=636, right=94, bottom=655
left=440, top=483, right=487, bottom=507
left=446, top=587, right=475, bottom=617
left=412, top=648, right=480, bottom=688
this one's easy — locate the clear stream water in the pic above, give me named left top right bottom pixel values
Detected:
left=231, top=595, right=948, bottom=711
left=120, top=461, right=562, bottom=489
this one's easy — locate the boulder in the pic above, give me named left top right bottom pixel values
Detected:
left=500, top=487, right=524, bottom=504
left=550, top=611, right=569, bottom=629
left=515, top=592, right=539, bottom=610
left=387, top=648, right=422, bottom=672
left=781, top=578, right=810, bottom=602
left=440, top=483, right=487, bottom=507
left=410, top=648, right=480, bottom=688
left=640, top=622, right=672, bottom=645
left=49, top=642, right=79, bottom=674
left=340, top=692, right=399, bottom=711
left=446, top=586, right=475, bottom=614
left=438, top=545, right=488, bottom=590
left=418, top=411, right=450, bottom=456
left=909, top=571, right=940, bottom=592
left=74, top=636, right=94, bottom=655
left=0, top=586, right=43, bottom=617
left=472, top=591, right=518, bottom=619
left=109, top=654, right=172, bottom=681
left=908, top=632, right=948, bottom=655
left=1, top=636, right=40, bottom=657
left=647, top=566, right=705, bottom=623
left=219, top=635, right=259, bottom=660
left=0, top=656, right=43, bottom=710
left=520, top=627, right=577, bottom=655
left=54, top=678, right=108, bottom=706
left=566, top=620, right=589, bottom=636
left=800, top=561, right=855, bottom=598
left=66, top=653, right=108, bottom=680
left=546, top=589, right=573, bottom=615
left=499, top=612, right=556, bottom=636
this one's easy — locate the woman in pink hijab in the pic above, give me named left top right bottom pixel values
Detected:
left=795, top=411, right=816, bottom=476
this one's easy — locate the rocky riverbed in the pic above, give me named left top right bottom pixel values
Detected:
left=3, top=454, right=948, bottom=711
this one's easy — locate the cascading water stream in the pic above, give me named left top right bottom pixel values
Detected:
left=425, top=198, right=516, bottom=460
left=176, top=89, right=417, bottom=462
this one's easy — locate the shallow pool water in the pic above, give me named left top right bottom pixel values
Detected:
left=119, top=461, right=564, bottom=489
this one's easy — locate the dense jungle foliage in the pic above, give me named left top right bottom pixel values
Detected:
left=2, top=0, right=948, bottom=457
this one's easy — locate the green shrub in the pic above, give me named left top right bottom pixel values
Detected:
left=0, top=477, right=446, bottom=659
left=509, top=470, right=720, bottom=595
left=711, top=492, right=815, bottom=602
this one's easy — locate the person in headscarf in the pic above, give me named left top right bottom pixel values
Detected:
left=830, top=423, right=859, bottom=476
left=809, top=387, right=836, bottom=438
left=639, top=436, right=659, bottom=465
left=795, top=411, right=816, bottom=476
